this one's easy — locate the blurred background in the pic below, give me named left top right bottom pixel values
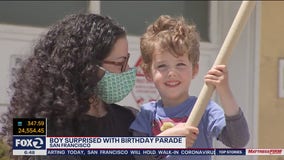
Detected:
left=0, top=1, right=283, bottom=160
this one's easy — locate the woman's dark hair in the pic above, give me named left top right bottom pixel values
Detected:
left=0, top=13, right=126, bottom=151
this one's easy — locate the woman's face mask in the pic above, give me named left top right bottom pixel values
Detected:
left=96, top=66, right=137, bottom=104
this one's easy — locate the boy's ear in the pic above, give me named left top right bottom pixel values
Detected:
left=192, top=63, right=199, bottom=79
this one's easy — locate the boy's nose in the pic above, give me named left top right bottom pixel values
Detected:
left=167, top=68, right=177, bottom=78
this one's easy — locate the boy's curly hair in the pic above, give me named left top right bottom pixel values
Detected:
left=140, top=15, right=200, bottom=74
left=0, top=13, right=126, bottom=154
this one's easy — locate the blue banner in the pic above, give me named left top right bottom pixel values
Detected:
left=46, top=149, right=244, bottom=156
left=13, top=136, right=46, bottom=150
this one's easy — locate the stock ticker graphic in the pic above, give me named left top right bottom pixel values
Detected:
left=13, top=118, right=46, bottom=135
left=13, top=118, right=47, bottom=155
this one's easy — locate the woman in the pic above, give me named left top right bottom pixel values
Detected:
left=0, top=13, right=136, bottom=160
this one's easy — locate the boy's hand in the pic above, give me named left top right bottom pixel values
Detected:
left=158, top=123, right=199, bottom=148
left=204, top=65, right=229, bottom=94
left=183, top=124, right=199, bottom=148
left=205, top=65, right=240, bottom=116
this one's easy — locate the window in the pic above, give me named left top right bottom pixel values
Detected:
left=101, top=1, right=209, bottom=41
left=0, top=1, right=210, bottom=41
left=0, top=1, right=88, bottom=27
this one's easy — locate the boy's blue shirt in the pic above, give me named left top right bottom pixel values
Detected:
left=130, top=96, right=226, bottom=160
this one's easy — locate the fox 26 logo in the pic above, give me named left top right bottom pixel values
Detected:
left=13, top=136, right=46, bottom=149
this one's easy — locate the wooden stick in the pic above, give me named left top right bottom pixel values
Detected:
left=185, top=1, right=256, bottom=127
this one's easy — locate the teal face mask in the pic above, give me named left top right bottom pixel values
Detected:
left=96, top=66, right=137, bottom=104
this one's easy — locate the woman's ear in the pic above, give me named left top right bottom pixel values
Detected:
left=192, top=63, right=199, bottom=79
left=144, top=71, right=153, bottom=82
left=142, top=68, right=153, bottom=81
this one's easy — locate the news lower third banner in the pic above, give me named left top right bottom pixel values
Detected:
left=12, top=136, right=284, bottom=156
left=12, top=118, right=284, bottom=156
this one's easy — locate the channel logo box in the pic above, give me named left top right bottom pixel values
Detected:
left=13, top=136, right=46, bottom=150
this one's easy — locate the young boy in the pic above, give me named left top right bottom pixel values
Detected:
left=130, top=15, right=249, bottom=160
